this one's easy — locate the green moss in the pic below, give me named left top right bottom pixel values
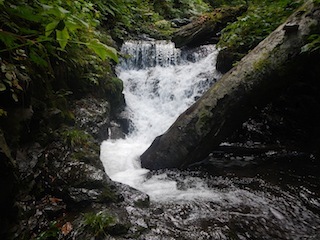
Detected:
left=99, top=187, right=118, bottom=203
left=60, top=128, right=92, bottom=148
left=83, top=210, right=115, bottom=237
left=105, top=77, right=123, bottom=95
left=253, top=55, right=268, bottom=72
left=35, top=221, right=59, bottom=240
left=195, top=107, right=213, bottom=135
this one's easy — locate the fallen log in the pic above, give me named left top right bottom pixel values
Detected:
left=140, top=0, right=320, bottom=170
left=172, top=5, right=247, bottom=48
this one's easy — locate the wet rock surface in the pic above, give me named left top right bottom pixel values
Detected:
left=8, top=95, right=150, bottom=239
left=215, top=48, right=241, bottom=73
left=72, top=96, right=111, bottom=142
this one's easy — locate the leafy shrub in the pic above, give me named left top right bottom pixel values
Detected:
left=218, top=0, right=302, bottom=53
left=301, top=34, right=320, bottom=53
left=0, top=0, right=120, bottom=107
left=60, top=128, right=92, bottom=148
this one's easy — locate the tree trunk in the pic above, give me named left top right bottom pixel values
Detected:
left=140, top=0, right=320, bottom=170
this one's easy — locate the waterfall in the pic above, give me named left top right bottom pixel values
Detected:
left=100, top=40, right=222, bottom=201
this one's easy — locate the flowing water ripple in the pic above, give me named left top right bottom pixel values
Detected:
left=122, top=172, right=320, bottom=239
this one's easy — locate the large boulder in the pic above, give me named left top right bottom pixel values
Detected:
left=141, top=1, right=320, bottom=170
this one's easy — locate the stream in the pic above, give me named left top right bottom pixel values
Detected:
left=100, top=41, right=320, bottom=239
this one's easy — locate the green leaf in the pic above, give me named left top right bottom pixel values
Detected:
left=73, top=16, right=90, bottom=29
left=105, top=6, right=115, bottom=16
left=19, top=27, right=39, bottom=35
left=0, top=109, right=7, bottom=117
left=87, top=39, right=118, bottom=62
left=45, top=6, right=69, bottom=19
left=45, top=21, right=59, bottom=37
left=58, top=6, right=70, bottom=15
left=13, top=5, right=42, bottom=22
left=12, top=93, right=18, bottom=102
left=0, top=82, right=6, bottom=91
left=5, top=72, right=14, bottom=81
left=65, top=18, right=81, bottom=32
left=1, top=64, right=6, bottom=73
left=56, top=27, right=70, bottom=50
left=41, top=4, right=54, bottom=11
left=30, top=49, right=48, bottom=67
left=0, top=32, right=17, bottom=49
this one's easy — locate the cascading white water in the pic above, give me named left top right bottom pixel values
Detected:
left=100, top=40, right=222, bottom=201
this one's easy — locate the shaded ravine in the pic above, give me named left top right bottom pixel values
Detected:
left=100, top=41, right=320, bottom=239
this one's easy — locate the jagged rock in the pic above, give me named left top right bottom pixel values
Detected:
left=115, top=183, right=150, bottom=208
left=72, top=96, right=111, bottom=142
left=109, top=121, right=126, bottom=139
left=141, top=1, right=320, bottom=170
left=172, top=6, right=247, bottom=48
left=35, top=140, right=119, bottom=205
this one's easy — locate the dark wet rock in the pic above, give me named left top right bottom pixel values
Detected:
left=67, top=187, right=103, bottom=203
left=134, top=196, right=150, bottom=208
left=109, top=121, right=126, bottom=139
left=15, top=143, right=43, bottom=181
left=68, top=205, right=130, bottom=239
left=65, top=183, right=152, bottom=239
left=216, top=48, right=242, bottom=73
left=45, top=108, right=66, bottom=129
left=0, top=131, right=18, bottom=239
left=55, top=160, right=108, bottom=188
left=172, top=6, right=247, bottom=48
left=35, top=140, right=119, bottom=205
left=8, top=93, right=129, bottom=239
left=116, top=183, right=150, bottom=208
left=72, top=96, right=111, bottom=142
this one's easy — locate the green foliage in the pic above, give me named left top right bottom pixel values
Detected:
left=0, top=0, right=119, bottom=82
left=100, top=187, right=118, bottom=202
left=60, top=128, right=92, bottom=148
left=0, top=55, right=30, bottom=103
left=87, top=39, right=118, bottom=63
left=301, top=34, right=320, bottom=53
left=83, top=211, right=115, bottom=236
left=0, top=0, right=120, bottom=117
left=105, top=77, right=123, bottom=95
left=152, top=0, right=211, bottom=19
left=36, top=221, right=59, bottom=240
left=0, top=109, right=7, bottom=117
left=99, top=0, right=212, bottom=40
left=218, top=0, right=302, bottom=53
left=206, top=0, right=246, bottom=7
